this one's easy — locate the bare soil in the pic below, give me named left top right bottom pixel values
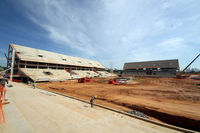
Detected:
left=37, top=77, right=200, bottom=131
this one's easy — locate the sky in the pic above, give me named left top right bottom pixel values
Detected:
left=0, top=0, right=199, bottom=69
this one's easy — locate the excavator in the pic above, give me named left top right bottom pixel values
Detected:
left=176, top=53, right=200, bottom=79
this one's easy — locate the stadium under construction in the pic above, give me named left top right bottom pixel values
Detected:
left=6, top=43, right=115, bottom=83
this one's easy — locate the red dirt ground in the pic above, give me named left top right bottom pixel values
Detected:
left=37, top=78, right=200, bottom=131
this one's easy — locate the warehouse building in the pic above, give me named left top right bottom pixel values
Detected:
left=6, top=43, right=114, bottom=83
left=123, top=59, right=179, bottom=77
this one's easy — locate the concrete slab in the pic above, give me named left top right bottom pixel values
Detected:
left=0, top=82, right=184, bottom=133
left=0, top=96, right=33, bottom=133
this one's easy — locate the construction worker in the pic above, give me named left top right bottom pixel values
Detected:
left=90, top=96, right=97, bottom=108
left=0, top=75, right=8, bottom=102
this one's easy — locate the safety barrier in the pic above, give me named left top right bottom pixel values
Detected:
left=0, top=84, right=5, bottom=123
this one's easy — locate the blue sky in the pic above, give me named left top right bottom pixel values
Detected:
left=0, top=0, right=199, bottom=69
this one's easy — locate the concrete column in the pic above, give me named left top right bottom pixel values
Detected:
left=6, top=45, right=10, bottom=69
left=24, top=61, right=27, bottom=68
left=10, top=49, right=15, bottom=81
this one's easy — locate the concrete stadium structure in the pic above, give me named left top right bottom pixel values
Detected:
left=6, top=43, right=114, bottom=83
left=123, top=59, right=179, bottom=77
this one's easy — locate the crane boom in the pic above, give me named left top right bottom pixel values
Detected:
left=181, top=53, right=200, bottom=73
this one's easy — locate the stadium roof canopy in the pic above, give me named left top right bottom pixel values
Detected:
left=10, top=44, right=105, bottom=69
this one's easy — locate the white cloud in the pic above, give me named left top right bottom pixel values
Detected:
left=157, top=37, right=185, bottom=50
left=19, top=0, right=200, bottom=69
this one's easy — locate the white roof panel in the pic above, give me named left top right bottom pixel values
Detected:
left=11, top=44, right=106, bottom=69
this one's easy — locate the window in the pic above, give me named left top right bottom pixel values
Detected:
left=62, top=59, right=67, bottom=61
left=49, top=67, right=56, bottom=69
left=39, top=66, right=47, bottom=69
left=19, top=65, right=25, bottom=68
left=27, top=66, right=37, bottom=68
left=78, top=61, right=82, bottom=63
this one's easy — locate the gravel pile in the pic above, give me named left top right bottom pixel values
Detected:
left=127, top=110, right=149, bottom=119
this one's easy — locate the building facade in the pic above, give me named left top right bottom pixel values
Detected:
left=123, top=59, right=179, bottom=77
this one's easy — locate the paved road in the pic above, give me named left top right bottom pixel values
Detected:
left=0, top=82, right=183, bottom=133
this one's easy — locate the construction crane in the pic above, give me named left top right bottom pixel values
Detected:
left=177, top=53, right=200, bottom=78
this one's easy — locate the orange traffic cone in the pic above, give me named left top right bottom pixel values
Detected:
left=0, top=84, right=5, bottom=123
